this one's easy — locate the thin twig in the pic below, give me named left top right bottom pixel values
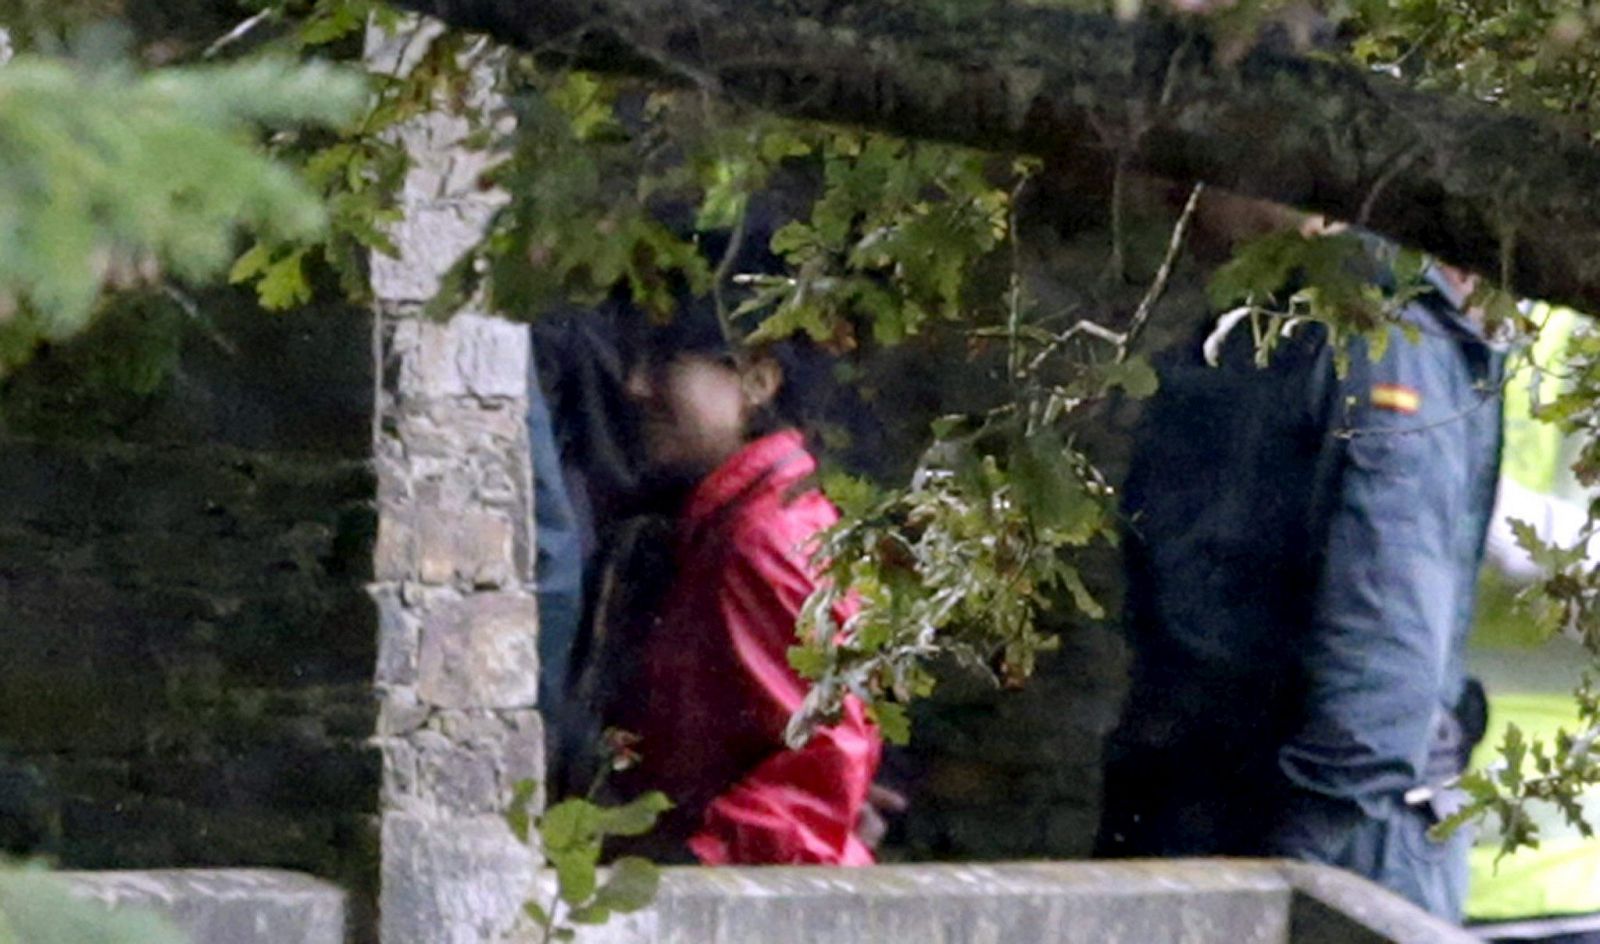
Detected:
left=1121, top=181, right=1203, bottom=360
left=1374, top=21, right=1441, bottom=77
left=1108, top=160, right=1128, bottom=284
left=161, top=284, right=238, bottom=356
left=1026, top=318, right=1125, bottom=374
left=613, top=22, right=725, bottom=99
left=1358, top=143, right=1422, bottom=227
left=1159, top=33, right=1194, bottom=109
left=711, top=201, right=751, bottom=350
left=1500, top=220, right=1519, bottom=293
left=1006, top=175, right=1032, bottom=384
left=203, top=9, right=273, bottom=60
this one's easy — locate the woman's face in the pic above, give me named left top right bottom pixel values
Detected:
left=626, top=352, right=779, bottom=477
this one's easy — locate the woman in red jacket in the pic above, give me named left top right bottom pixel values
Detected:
left=610, top=307, right=882, bottom=866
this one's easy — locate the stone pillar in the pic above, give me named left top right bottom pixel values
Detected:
left=366, top=20, right=543, bottom=944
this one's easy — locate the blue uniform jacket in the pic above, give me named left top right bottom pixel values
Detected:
left=1107, top=268, right=1503, bottom=854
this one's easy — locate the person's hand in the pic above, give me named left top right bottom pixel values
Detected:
left=856, top=783, right=909, bottom=849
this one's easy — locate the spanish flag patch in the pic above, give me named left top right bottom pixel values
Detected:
left=1371, top=383, right=1421, bottom=414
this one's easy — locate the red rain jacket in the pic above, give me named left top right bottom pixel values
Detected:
left=627, top=430, right=881, bottom=865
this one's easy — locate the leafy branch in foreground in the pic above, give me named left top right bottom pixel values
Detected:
left=1202, top=228, right=1437, bottom=374
left=1441, top=681, right=1600, bottom=860
left=0, top=52, right=363, bottom=370
left=501, top=728, right=669, bottom=943
left=505, top=777, right=669, bottom=943
left=1440, top=322, right=1600, bottom=859
left=786, top=421, right=1124, bottom=746
left=0, top=861, right=184, bottom=944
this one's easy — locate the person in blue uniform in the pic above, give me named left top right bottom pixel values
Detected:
left=1097, top=217, right=1503, bottom=922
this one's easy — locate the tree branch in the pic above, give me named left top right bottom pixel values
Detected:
left=393, top=0, right=1600, bottom=314
left=1123, top=181, right=1203, bottom=359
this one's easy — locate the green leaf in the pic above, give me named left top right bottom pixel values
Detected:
left=506, top=780, right=539, bottom=844
left=597, top=792, right=673, bottom=839
left=507, top=806, right=532, bottom=845
left=228, top=243, right=273, bottom=285
left=540, top=799, right=602, bottom=853
left=566, top=904, right=612, bottom=924
left=871, top=701, right=912, bottom=744
left=592, top=857, right=661, bottom=913
left=1059, top=566, right=1105, bottom=620
left=929, top=415, right=967, bottom=439
left=770, top=221, right=818, bottom=258
left=523, top=901, right=549, bottom=926
left=298, top=7, right=365, bottom=46
left=1103, top=357, right=1159, bottom=399
left=1392, top=248, right=1426, bottom=286
left=552, top=846, right=601, bottom=905
left=788, top=644, right=831, bottom=679
left=759, top=129, right=814, bottom=162
left=1010, top=433, right=1101, bottom=540
left=821, top=472, right=880, bottom=519
left=255, top=248, right=312, bottom=311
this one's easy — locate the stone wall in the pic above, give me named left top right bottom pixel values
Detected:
left=0, top=292, right=381, bottom=917
left=367, top=20, right=543, bottom=944
left=60, top=869, right=350, bottom=944
left=538, top=861, right=1479, bottom=944
left=888, top=627, right=1128, bottom=860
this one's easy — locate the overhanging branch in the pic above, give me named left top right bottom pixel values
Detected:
left=394, top=0, right=1600, bottom=314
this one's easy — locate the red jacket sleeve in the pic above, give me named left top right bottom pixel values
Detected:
left=686, top=518, right=881, bottom=866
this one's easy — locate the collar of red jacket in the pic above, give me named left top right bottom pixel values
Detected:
left=680, top=429, right=816, bottom=530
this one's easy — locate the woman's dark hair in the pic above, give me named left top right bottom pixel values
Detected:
left=633, top=210, right=832, bottom=436
left=626, top=204, right=884, bottom=472
left=636, top=289, right=830, bottom=439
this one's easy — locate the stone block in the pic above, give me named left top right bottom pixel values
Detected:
left=388, top=313, right=530, bottom=401
left=395, top=399, right=525, bottom=458
left=416, top=592, right=538, bottom=709
left=59, top=869, right=347, bottom=944
left=380, top=811, right=538, bottom=944
left=373, top=511, right=416, bottom=583
left=420, top=509, right=515, bottom=586
left=364, top=16, right=449, bottom=80
left=374, top=507, right=516, bottom=587
left=436, top=709, right=545, bottom=801
left=376, top=403, right=534, bottom=593
left=1282, top=862, right=1475, bottom=944
left=407, top=447, right=527, bottom=514
left=382, top=710, right=542, bottom=818
left=374, top=435, right=412, bottom=506
left=371, top=201, right=501, bottom=302
left=373, top=584, right=420, bottom=685
left=537, top=861, right=1478, bottom=944
left=413, top=728, right=500, bottom=814
left=400, top=137, right=507, bottom=205
left=379, top=687, right=432, bottom=738
left=382, top=735, right=422, bottom=809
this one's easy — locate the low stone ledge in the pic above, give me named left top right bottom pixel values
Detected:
left=1279, top=861, right=1469, bottom=944
left=544, top=859, right=1479, bottom=944
left=59, top=869, right=346, bottom=944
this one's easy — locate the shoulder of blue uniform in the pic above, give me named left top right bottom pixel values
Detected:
left=1346, top=229, right=1476, bottom=328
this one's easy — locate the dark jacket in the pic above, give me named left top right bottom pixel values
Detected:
left=1101, top=267, right=1504, bottom=856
